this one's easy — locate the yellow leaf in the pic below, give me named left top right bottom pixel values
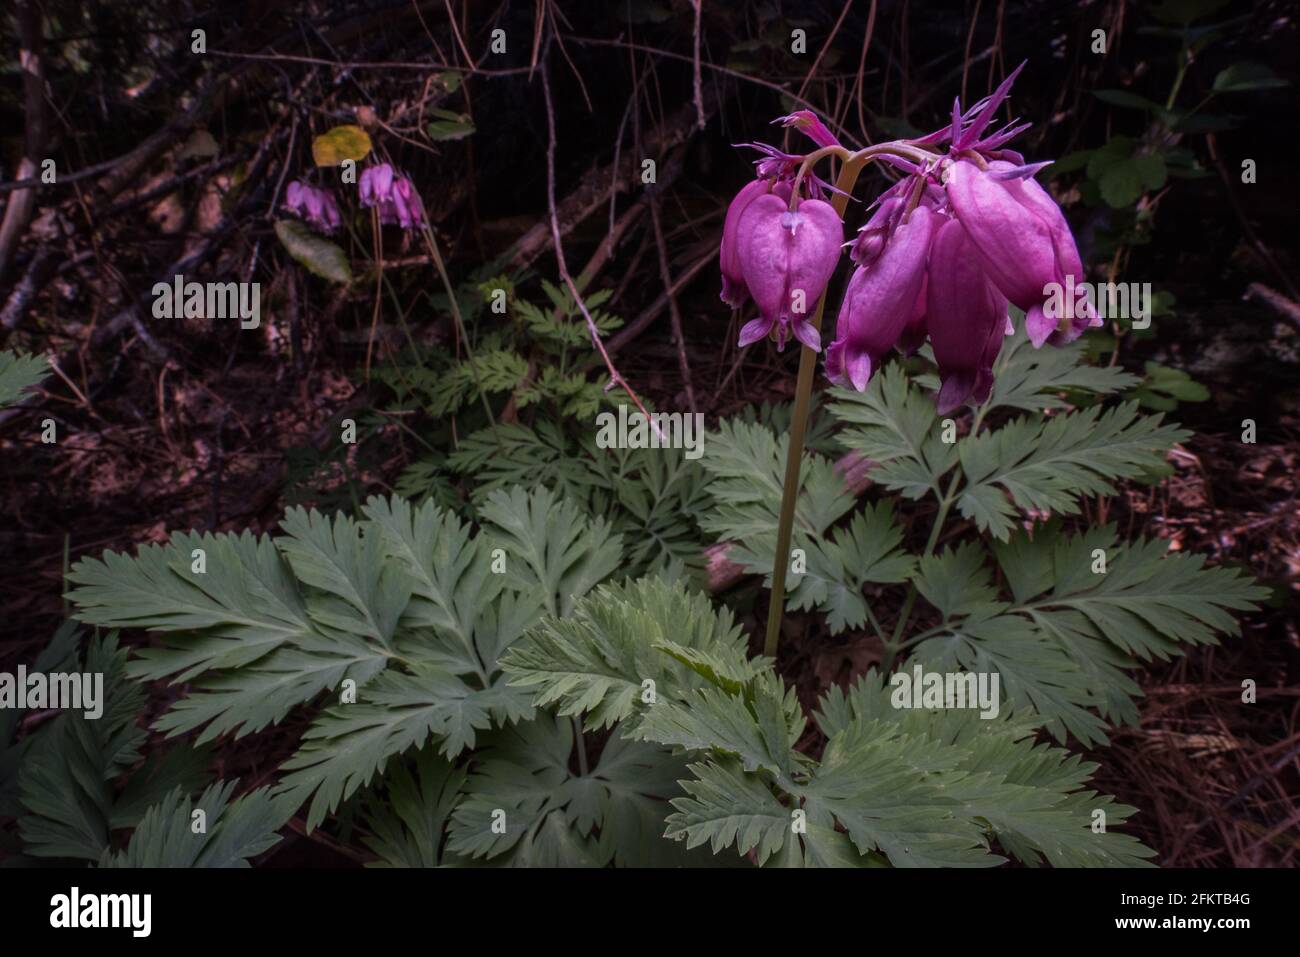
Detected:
left=311, top=125, right=372, bottom=167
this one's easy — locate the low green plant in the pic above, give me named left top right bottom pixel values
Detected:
left=1, top=318, right=1263, bottom=867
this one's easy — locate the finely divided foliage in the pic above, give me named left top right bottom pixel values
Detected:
left=0, top=349, right=49, bottom=409
left=14, top=326, right=1261, bottom=867
left=504, top=591, right=1154, bottom=867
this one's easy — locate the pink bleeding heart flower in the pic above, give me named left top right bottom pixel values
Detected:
left=988, top=160, right=1099, bottom=346
left=925, top=216, right=1010, bottom=413
left=359, top=163, right=394, bottom=207
left=720, top=180, right=790, bottom=308
left=944, top=160, right=1062, bottom=345
left=359, top=163, right=425, bottom=230
left=385, top=176, right=424, bottom=229
left=735, top=194, right=843, bottom=352
left=896, top=274, right=928, bottom=357
left=825, top=205, right=934, bottom=390
left=945, top=158, right=1098, bottom=348
left=282, top=180, right=342, bottom=233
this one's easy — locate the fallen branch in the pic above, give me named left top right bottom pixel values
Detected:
left=0, top=1, right=49, bottom=283
left=506, top=84, right=719, bottom=271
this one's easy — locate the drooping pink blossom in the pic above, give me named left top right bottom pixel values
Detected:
left=717, top=62, right=1098, bottom=413
left=896, top=274, right=928, bottom=357
left=282, top=180, right=342, bottom=233
left=824, top=206, right=934, bottom=390
left=720, top=180, right=790, bottom=308
left=735, top=195, right=843, bottom=351
left=359, top=163, right=424, bottom=229
left=925, top=217, right=1010, bottom=413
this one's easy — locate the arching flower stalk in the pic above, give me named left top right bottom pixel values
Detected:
left=718, top=63, right=1096, bottom=656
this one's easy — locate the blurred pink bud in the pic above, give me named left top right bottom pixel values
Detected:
left=359, top=163, right=394, bottom=207
left=282, top=180, right=341, bottom=234
left=360, top=163, right=424, bottom=230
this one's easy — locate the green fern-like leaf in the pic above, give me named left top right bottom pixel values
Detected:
left=361, top=749, right=467, bottom=867
left=914, top=324, right=1140, bottom=414
left=910, top=524, right=1268, bottom=744
left=813, top=672, right=1157, bottom=866
left=726, top=501, right=916, bottom=634
left=445, top=713, right=696, bottom=867
left=956, top=402, right=1188, bottom=541
left=0, top=349, right=49, bottom=409
left=506, top=578, right=1158, bottom=867
left=99, top=781, right=291, bottom=868
left=501, top=576, right=757, bottom=733
left=446, top=421, right=594, bottom=501
left=67, top=489, right=622, bottom=832
left=479, top=485, right=621, bottom=618
left=702, top=418, right=856, bottom=540
left=828, top=363, right=957, bottom=500
left=16, top=631, right=211, bottom=861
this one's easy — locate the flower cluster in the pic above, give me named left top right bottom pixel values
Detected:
left=282, top=181, right=342, bottom=233
left=282, top=163, right=426, bottom=236
left=719, top=64, right=1099, bottom=413
left=359, top=163, right=424, bottom=230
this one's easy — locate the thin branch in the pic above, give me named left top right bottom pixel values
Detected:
left=649, top=194, right=697, bottom=412
left=0, top=1, right=49, bottom=281
left=691, top=0, right=705, bottom=130
left=540, top=56, right=658, bottom=433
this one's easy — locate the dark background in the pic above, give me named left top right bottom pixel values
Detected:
left=1, top=0, right=1297, bottom=865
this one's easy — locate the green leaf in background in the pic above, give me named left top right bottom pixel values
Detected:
left=100, top=781, right=290, bottom=868
left=0, top=349, right=49, bottom=409
left=621, top=0, right=674, bottom=24
left=16, top=632, right=212, bottom=861
left=446, top=714, right=699, bottom=867
left=1092, top=89, right=1166, bottom=113
left=956, top=402, right=1189, bottom=541
left=426, top=108, right=475, bottom=141
left=362, top=749, right=467, bottom=867
left=1170, top=113, right=1241, bottom=133
left=1149, top=0, right=1233, bottom=24
left=1131, top=154, right=1168, bottom=192
left=1213, top=62, right=1288, bottom=92
left=311, top=124, right=372, bottom=166
left=1131, top=362, right=1210, bottom=411
left=275, top=220, right=352, bottom=283
left=1083, top=137, right=1169, bottom=208
left=1099, top=163, right=1144, bottom=208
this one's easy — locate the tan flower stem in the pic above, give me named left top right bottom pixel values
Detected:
left=787, top=142, right=939, bottom=211
left=764, top=142, right=942, bottom=659
left=763, top=155, right=867, bottom=659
